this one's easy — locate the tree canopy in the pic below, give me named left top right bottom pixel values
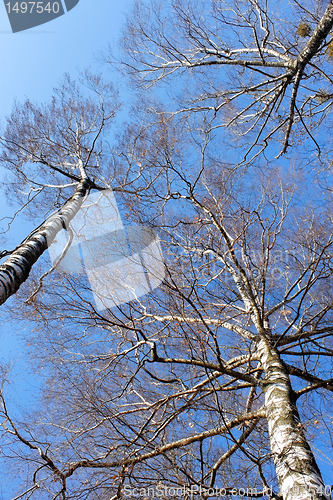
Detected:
left=1, top=2, right=333, bottom=500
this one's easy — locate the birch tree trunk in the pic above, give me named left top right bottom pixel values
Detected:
left=0, top=178, right=89, bottom=306
left=258, top=339, right=329, bottom=500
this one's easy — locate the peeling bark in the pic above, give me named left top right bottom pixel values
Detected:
left=0, top=179, right=89, bottom=306
left=258, top=340, right=329, bottom=500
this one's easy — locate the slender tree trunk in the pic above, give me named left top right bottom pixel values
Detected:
left=258, top=340, right=329, bottom=500
left=0, top=178, right=89, bottom=306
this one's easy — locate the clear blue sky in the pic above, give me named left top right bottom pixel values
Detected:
left=0, top=0, right=129, bottom=117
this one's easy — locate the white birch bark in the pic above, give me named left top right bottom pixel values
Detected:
left=296, top=2, right=333, bottom=70
left=0, top=179, right=89, bottom=306
left=258, top=340, right=329, bottom=500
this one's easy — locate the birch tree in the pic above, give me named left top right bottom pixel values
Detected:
left=1, top=106, right=333, bottom=500
left=115, top=0, right=333, bottom=164
left=0, top=2, right=333, bottom=500
left=0, top=72, right=119, bottom=306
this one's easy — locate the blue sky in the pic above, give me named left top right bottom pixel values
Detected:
left=0, top=1, right=129, bottom=117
